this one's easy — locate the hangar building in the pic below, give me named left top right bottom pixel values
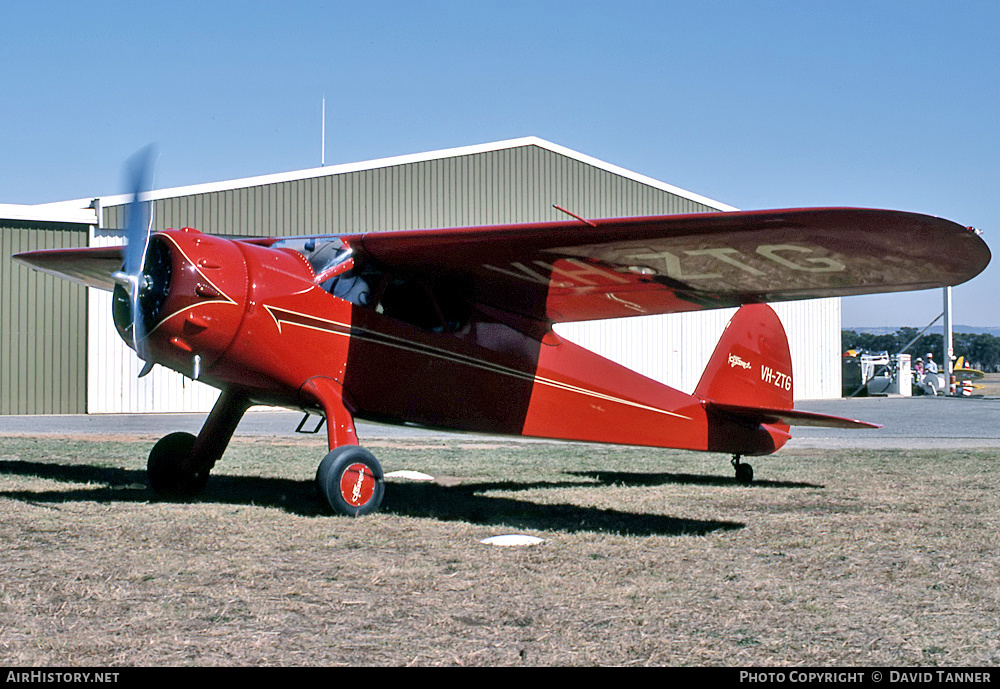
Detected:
left=1, top=137, right=840, bottom=415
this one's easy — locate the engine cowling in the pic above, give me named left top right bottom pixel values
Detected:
left=113, top=228, right=249, bottom=378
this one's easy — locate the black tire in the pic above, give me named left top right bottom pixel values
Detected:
left=735, top=462, right=754, bottom=485
left=147, top=432, right=209, bottom=497
left=316, top=445, right=384, bottom=516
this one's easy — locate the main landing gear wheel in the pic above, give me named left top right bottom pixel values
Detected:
left=316, top=445, right=385, bottom=516
left=147, top=431, right=210, bottom=497
left=732, top=454, right=754, bottom=485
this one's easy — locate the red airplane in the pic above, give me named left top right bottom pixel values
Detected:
left=14, top=166, right=990, bottom=516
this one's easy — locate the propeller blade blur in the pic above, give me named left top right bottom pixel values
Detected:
left=122, top=144, right=157, bottom=364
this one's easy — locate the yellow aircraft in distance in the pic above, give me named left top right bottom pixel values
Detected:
left=953, top=356, right=985, bottom=380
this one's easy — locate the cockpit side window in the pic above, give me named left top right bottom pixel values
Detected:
left=374, top=273, right=472, bottom=333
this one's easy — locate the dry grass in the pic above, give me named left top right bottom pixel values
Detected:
left=0, top=434, right=998, bottom=666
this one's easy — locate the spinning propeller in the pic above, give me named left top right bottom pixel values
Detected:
left=111, top=146, right=162, bottom=377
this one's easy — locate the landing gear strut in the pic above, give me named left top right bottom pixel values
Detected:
left=301, top=376, right=385, bottom=516
left=732, top=454, right=754, bottom=485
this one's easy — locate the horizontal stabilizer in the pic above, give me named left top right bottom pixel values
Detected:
left=707, top=402, right=881, bottom=429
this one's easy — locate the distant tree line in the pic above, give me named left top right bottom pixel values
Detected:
left=842, top=328, right=1000, bottom=372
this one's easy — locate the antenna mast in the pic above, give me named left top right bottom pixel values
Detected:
left=321, top=97, right=326, bottom=167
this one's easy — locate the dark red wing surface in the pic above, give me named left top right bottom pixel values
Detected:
left=12, top=245, right=124, bottom=291
left=354, top=208, right=990, bottom=323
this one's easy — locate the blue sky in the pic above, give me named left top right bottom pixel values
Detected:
left=2, top=1, right=998, bottom=327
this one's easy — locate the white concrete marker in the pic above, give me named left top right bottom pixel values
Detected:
left=480, top=535, right=545, bottom=546
left=384, top=470, right=435, bottom=481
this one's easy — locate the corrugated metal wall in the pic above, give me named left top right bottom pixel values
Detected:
left=101, top=146, right=717, bottom=236
left=555, top=299, right=841, bottom=401
left=90, top=142, right=839, bottom=413
left=1, top=222, right=88, bottom=414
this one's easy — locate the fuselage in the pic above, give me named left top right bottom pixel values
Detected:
left=132, top=228, right=785, bottom=456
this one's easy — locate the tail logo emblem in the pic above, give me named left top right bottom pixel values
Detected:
left=728, top=353, right=751, bottom=370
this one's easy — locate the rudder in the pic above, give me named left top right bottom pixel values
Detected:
left=694, top=304, right=793, bottom=410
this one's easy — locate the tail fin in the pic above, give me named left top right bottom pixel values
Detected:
left=695, top=304, right=793, bottom=409
left=696, top=304, right=880, bottom=433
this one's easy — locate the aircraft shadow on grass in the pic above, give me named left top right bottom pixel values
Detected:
left=568, top=470, right=824, bottom=490
left=0, top=459, right=751, bottom=536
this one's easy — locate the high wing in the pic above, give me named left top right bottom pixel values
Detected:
left=12, top=245, right=124, bottom=291
left=352, top=207, right=991, bottom=323
left=14, top=208, right=989, bottom=324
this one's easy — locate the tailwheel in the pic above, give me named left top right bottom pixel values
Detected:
left=732, top=454, right=754, bottom=485
left=316, top=445, right=385, bottom=516
left=147, top=431, right=210, bottom=497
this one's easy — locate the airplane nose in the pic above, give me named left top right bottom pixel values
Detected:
left=120, top=228, right=249, bottom=379
left=112, top=233, right=173, bottom=347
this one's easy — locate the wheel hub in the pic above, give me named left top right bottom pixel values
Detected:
left=340, top=462, right=377, bottom=507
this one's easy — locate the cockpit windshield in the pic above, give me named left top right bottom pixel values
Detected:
left=270, top=236, right=470, bottom=331
left=271, top=236, right=350, bottom=277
